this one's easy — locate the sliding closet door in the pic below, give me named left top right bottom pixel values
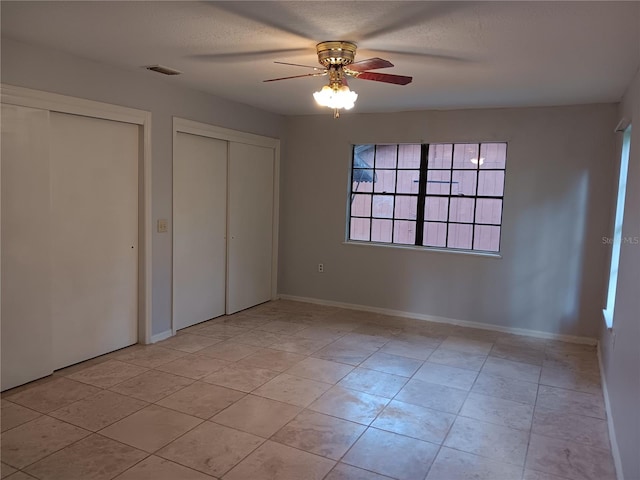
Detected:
left=50, top=112, right=139, bottom=370
left=173, top=133, right=227, bottom=329
left=227, top=142, right=274, bottom=314
left=1, top=104, right=53, bottom=390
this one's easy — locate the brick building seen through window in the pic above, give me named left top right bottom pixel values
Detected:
left=348, top=142, right=507, bottom=252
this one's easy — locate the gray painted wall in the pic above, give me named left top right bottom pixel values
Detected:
left=599, top=67, right=640, bottom=480
left=1, top=37, right=285, bottom=336
left=279, top=104, right=617, bottom=339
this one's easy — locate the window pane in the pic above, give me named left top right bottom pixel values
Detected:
left=352, top=148, right=375, bottom=189
left=476, top=198, right=502, bottom=224
left=451, top=170, right=477, bottom=196
left=426, top=170, right=451, bottom=195
left=447, top=223, right=473, bottom=249
left=423, top=222, right=446, bottom=247
left=424, top=196, right=448, bottom=221
left=477, top=170, right=505, bottom=196
left=354, top=144, right=375, bottom=166
left=350, top=218, right=370, bottom=241
left=396, top=170, right=420, bottom=194
left=352, top=178, right=373, bottom=192
left=474, top=225, right=501, bottom=251
left=374, top=170, right=396, bottom=193
left=394, top=196, right=417, bottom=220
left=372, top=195, right=394, bottom=218
left=393, top=220, right=415, bottom=244
left=453, top=143, right=480, bottom=169
left=449, top=197, right=475, bottom=223
left=375, top=145, right=397, bottom=168
left=372, top=219, right=392, bottom=242
left=428, top=144, right=452, bottom=169
left=398, top=144, right=421, bottom=169
left=350, top=194, right=371, bottom=217
left=479, top=143, right=507, bottom=169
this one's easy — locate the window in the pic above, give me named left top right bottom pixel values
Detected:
left=348, top=142, right=507, bottom=253
left=603, top=125, right=632, bottom=328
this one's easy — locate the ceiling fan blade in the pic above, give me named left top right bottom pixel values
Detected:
left=348, top=58, right=394, bottom=72
left=352, top=72, right=413, bottom=85
left=263, top=72, right=327, bottom=82
left=274, top=61, right=324, bottom=71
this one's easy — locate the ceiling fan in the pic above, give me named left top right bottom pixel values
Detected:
left=263, top=41, right=413, bottom=118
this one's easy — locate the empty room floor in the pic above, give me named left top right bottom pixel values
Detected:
left=1, top=300, right=615, bottom=480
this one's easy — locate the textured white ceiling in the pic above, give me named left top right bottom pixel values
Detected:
left=2, top=1, right=639, bottom=115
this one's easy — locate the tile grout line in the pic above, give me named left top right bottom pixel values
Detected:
left=521, top=382, right=542, bottom=479
left=1, top=303, right=610, bottom=480
left=424, top=343, right=490, bottom=478
left=300, top=332, right=397, bottom=479
left=149, top=420, right=265, bottom=478
left=152, top=328, right=383, bottom=477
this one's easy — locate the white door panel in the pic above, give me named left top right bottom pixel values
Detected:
left=173, top=133, right=227, bottom=329
left=227, top=142, right=274, bottom=314
left=50, top=112, right=138, bottom=369
left=1, top=104, right=53, bottom=390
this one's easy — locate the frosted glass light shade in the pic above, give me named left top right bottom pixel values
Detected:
left=313, top=85, right=358, bottom=110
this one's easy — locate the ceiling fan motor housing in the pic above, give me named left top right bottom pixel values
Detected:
left=316, top=41, right=357, bottom=67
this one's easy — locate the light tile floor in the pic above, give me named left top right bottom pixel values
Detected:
left=0, top=300, right=616, bottom=480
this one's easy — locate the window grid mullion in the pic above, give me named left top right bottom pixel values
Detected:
left=349, top=144, right=362, bottom=241
left=471, top=142, right=481, bottom=249
left=445, top=144, right=454, bottom=248
left=407, top=194, right=504, bottom=199
left=369, top=145, right=376, bottom=242
left=391, top=144, right=399, bottom=243
left=349, top=144, right=354, bottom=240
left=496, top=143, right=508, bottom=252
left=415, top=144, right=429, bottom=245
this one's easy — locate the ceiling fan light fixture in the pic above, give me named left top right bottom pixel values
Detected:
left=313, top=84, right=358, bottom=110
left=265, top=39, right=411, bottom=118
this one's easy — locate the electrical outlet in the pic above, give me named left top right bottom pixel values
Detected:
left=318, top=263, right=324, bottom=273
left=157, top=219, right=168, bottom=233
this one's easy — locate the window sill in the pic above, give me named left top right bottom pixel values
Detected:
left=343, top=240, right=502, bottom=259
left=602, top=309, right=614, bottom=330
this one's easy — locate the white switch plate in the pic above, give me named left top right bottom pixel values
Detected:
left=157, top=219, right=168, bottom=233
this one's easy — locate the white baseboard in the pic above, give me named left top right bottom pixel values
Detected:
left=150, top=329, right=173, bottom=343
left=597, top=342, right=624, bottom=480
left=277, top=294, right=597, bottom=345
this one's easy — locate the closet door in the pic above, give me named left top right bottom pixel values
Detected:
left=50, top=112, right=139, bottom=370
left=1, top=104, right=53, bottom=390
left=173, top=133, right=227, bottom=329
left=227, top=142, right=274, bottom=314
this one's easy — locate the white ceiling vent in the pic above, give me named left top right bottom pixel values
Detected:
left=145, top=65, right=182, bottom=76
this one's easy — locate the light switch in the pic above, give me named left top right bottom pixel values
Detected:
left=157, top=219, right=168, bottom=233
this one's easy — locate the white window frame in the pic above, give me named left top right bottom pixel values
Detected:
left=603, top=124, right=632, bottom=329
left=346, top=142, right=507, bottom=254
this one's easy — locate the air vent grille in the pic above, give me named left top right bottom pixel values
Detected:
left=145, top=65, right=182, bottom=76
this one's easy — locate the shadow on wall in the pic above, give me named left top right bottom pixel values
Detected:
left=508, top=171, right=589, bottom=334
